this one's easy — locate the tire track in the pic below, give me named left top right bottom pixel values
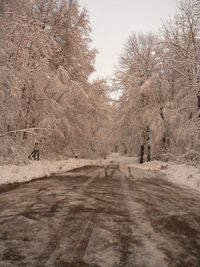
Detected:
left=91, top=169, right=133, bottom=267
left=35, top=167, right=105, bottom=266
left=117, top=173, right=134, bottom=267
left=67, top=173, right=109, bottom=266
left=1, top=164, right=200, bottom=266
left=69, top=213, right=97, bottom=266
left=121, top=174, right=168, bottom=267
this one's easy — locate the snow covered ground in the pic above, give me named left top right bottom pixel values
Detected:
left=161, top=162, right=200, bottom=192
left=0, top=158, right=103, bottom=185
left=106, top=154, right=200, bottom=193
left=0, top=153, right=199, bottom=193
left=128, top=160, right=200, bottom=193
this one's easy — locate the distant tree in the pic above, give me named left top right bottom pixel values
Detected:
left=112, top=33, right=166, bottom=162
left=112, top=0, right=200, bottom=164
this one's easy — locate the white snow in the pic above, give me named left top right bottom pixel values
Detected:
left=128, top=160, right=200, bottom=193
left=128, top=160, right=169, bottom=171
left=0, top=153, right=200, bottom=193
left=161, top=162, right=200, bottom=192
left=0, top=158, right=103, bottom=185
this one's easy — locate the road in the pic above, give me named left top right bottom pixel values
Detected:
left=0, top=164, right=200, bottom=266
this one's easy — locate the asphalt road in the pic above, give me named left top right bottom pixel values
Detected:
left=0, top=165, right=200, bottom=267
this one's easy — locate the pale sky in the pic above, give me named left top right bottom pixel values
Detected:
left=79, top=0, right=178, bottom=79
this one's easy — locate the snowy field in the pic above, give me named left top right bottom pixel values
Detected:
left=0, top=154, right=200, bottom=193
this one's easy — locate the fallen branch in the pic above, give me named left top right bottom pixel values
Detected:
left=161, top=149, right=181, bottom=162
left=0, top=128, right=53, bottom=138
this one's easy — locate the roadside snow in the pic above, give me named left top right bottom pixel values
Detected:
left=0, top=158, right=103, bottom=185
left=161, top=163, right=200, bottom=192
left=128, top=160, right=200, bottom=193
left=106, top=154, right=200, bottom=193
left=128, top=160, right=168, bottom=171
left=0, top=152, right=200, bottom=193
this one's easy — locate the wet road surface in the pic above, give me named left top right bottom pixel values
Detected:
left=0, top=165, right=200, bottom=266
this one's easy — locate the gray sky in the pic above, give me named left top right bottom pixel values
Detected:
left=79, top=0, right=178, bottom=79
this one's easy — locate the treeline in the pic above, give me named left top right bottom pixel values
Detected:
left=0, top=0, right=110, bottom=161
left=112, top=0, right=200, bottom=164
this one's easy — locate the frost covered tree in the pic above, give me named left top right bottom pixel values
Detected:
left=0, top=0, right=110, bottom=162
left=112, top=33, right=168, bottom=162
left=112, top=0, right=200, bottom=164
left=160, top=0, right=200, bottom=162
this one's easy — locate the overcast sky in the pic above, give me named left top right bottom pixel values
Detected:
left=79, top=0, right=178, bottom=79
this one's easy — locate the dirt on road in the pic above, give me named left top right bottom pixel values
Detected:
left=0, top=165, right=200, bottom=267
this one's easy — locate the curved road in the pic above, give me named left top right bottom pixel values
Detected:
left=0, top=165, right=200, bottom=266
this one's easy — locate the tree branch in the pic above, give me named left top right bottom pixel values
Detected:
left=164, top=61, right=189, bottom=80
left=0, top=128, right=53, bottom=138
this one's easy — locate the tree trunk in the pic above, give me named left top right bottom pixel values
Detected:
left=147, top=145, right=151, bottom=162
left=198, top=94, right=200, bottom=110
left=146, top=126, right=151, bottom=161
left=140, top=144, right=144, bottom=164
left=123, top=143, right=127, bottom=154
left=162, top=133, right=167, bottom=150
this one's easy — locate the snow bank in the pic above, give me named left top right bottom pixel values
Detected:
left=0, top=158, right=103, bottom=185
left=161, top=163, right=200, bottom=192
left=128, top=160, right=168, bottom=171
left=128, top=160, right=200, bottom=193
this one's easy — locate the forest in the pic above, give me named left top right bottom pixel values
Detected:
left=0, top=0, right=199, bottom=165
